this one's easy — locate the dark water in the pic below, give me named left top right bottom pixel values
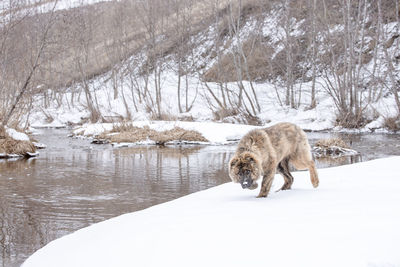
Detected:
left=0, top=129, right=399, bottom=267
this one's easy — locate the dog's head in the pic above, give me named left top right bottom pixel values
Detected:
left=229, top=152, right=262, bottom=190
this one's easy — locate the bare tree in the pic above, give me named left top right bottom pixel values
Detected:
left=138, top=0, right=173, bottom=119
left=172, top=0, right=199, bottom=113
left=227, top=0, right=259, bottom=116
left=72, top=7, right=103, bottom=123
left=308, top=0, right=318, bottom=109
left=318, top=0, right=373, bottom=127
left=1, top=0, right=59, bottom=126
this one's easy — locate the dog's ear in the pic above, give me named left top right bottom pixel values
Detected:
left=249, top=136, right=254, bottom=145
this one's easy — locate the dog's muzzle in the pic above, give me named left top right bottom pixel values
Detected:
left=240, top=176, right=253, bottom=189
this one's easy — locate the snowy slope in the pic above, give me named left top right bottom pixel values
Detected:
left=23, top=156, right=400, bottom=267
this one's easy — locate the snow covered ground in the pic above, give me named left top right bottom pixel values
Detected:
left=27, top=69, right=398, bottom=133
left=23, top=156, right=400, bottom=267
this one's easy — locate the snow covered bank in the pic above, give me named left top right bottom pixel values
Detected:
left=27, top=70, right=399, bottom=133
left=23, top=157, right=400, bottom=267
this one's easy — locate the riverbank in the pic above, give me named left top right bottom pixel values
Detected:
left=27, top=72, right=400, bottom=134
left=23, top=156, right=400, bottom=267
left=0, top=127, right=38, bottom=158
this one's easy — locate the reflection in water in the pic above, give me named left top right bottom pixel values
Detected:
left=307, top=131, right=400, bottom=168
left=314, top=154, right=362, bottom=168
left=0, top=129, right=399, bottom=267
left=0, top=129, right=234, bottom=267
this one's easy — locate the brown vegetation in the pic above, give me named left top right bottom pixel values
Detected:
left=383, top=116, right=400, bottom=132
left=99, top=125, right=208, bottom=145
left=0, top=130, right=36, bottom=157
left=314, top=138, right=349, bottom=149
left=0, top=139, right=36, bottom=156
left=0, top=126, right=37, bottom=157
left=334, top=109, right=374, bottom=129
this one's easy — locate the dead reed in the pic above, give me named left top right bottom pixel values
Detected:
left=102, top=126, right=208, bottom=145
left=314, top=138, right=349, bottom=149
left=0, top=139, right=36, bottom=156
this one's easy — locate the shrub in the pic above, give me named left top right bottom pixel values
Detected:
left=383, top=116, right=400, bottom=132
left=335, top=112, right=371, bottom=129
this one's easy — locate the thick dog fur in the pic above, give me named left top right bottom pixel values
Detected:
left=229, top=122, right=319, bottom=198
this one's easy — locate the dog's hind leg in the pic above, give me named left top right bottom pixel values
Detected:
left=307, top=160, right=319, bottom=188
left=290, top=153, right=319, bottom=188
left=277, top=158, right=294, bottom=191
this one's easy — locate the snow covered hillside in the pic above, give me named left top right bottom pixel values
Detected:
left=2, top=1, right=400, bottom=131
left=24, top=1, right=400, bottom=132
left=23, top=156, right=400, bottom=267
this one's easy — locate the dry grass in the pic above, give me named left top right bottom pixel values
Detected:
left=103, top=126, right=208, bottom=145
left=314, top=138, right=349, bottom=149
left=108, top=126, right=154, bottom=143
left=0, top=126, right=36, bottom=156
left=153, top=127, right=208, bottom=144
left=0, top=138, right=36, bottom=156
left=109, top=122, right=140, bottom=133
left=383, top=116, right=400, bottom=132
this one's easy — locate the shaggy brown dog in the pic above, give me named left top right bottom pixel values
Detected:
left=229, top=122, right=319, bottom=198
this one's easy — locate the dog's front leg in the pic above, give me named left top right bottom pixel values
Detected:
left=257, top=171, right=275, bottom=198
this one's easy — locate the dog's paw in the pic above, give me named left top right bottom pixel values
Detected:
left=256, top=191, right=267, bottom=198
